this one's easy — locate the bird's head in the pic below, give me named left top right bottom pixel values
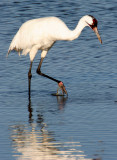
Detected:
left=84, top=15, right=102, bottom=44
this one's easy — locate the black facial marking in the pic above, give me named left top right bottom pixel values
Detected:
left=88, top=15, right=98, bottom=29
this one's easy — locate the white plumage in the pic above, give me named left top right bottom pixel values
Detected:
left=7, top=15, right=102, bottom=96
left=8, top=17, right=71, bottom=60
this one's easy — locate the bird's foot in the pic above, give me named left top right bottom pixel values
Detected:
left=58, top=81, right=68, bottom=96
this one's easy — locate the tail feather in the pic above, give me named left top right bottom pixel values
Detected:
left=6, top=48, right=11, bottom=57
left=6, top=45, right=15, bottom=57
left=7, top=46, right=22, bottom=57
left=7, top=30, right=20, bottom=57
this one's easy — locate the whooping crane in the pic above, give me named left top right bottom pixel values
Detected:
left=7, top=15, right=102, bottom=96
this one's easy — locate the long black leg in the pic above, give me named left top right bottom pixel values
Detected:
left=36, top=58, right=68, bottom=95
left=36, top=58, right=60, bottom=83
left=28, top=61, right=33, bottom=99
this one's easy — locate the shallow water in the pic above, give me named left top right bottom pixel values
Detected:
left=0, top=0, right=117, bottom=160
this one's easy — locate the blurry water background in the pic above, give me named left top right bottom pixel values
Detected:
left=0, top=0, right=117, bottom=160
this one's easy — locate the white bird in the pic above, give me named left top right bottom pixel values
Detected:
left=7, top=15, right=102, bottom=96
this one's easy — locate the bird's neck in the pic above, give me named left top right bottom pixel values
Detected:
left=67, top=17, right=87, bottom=41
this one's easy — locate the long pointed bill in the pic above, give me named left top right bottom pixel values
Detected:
left=93, top=27, right=102, bottom=44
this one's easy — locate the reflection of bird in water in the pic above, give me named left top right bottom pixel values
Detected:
left=10, top=96, right=101, bottom=160
left=7, top=15, right=102, bottom=96
left=28, top=98, right=33, bottom=123
left=10, top=124, right=101, bottom=160
left=56, top=96, right=68, bottom=110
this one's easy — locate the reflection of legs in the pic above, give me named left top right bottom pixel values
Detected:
left=36, top=58, right=68, bottom=95
left=28, top=62, right=33, bottom=98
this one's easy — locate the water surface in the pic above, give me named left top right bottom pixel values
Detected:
left=0, top=0, right=117, bottom=160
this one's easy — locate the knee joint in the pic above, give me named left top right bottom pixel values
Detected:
left=28, top=72, right=32, bottom=79
left=36, top=69, right=41, bottom=75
